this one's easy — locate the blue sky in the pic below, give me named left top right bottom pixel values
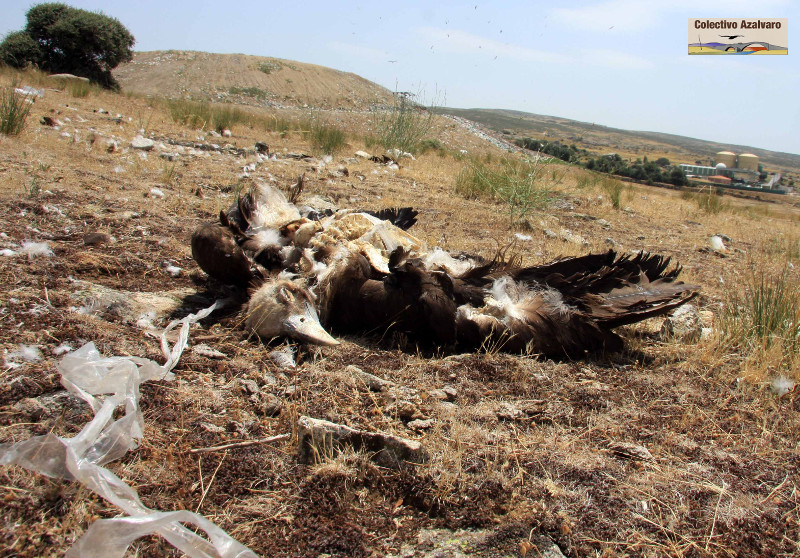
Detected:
left=3, top=1, right=798, bottom=154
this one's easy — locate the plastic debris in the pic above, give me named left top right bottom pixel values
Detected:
left=0, top=301, right=259, bottom=558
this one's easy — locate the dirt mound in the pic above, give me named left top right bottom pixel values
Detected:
left=113, top=50, right=396, bottom=110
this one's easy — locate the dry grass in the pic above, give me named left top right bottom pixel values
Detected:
left=0, top=67, right=799, bottom=558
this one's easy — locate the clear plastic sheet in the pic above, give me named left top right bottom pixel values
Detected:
left=0, top=302, right=259, bottom=558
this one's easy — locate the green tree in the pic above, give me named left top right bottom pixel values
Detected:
left=0, top=3, right=134, bottom=89
left=0, top=31, right=43, bottom=68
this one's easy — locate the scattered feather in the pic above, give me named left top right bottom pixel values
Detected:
left=514, top=233, right=532, bottom=241
left=149, top=187, right=165, bottom=198
left=7, top=344, right=42, bottom=364
left=20, top=241, right=54, bottom=259
left=771, top=376, right=796, bottom=396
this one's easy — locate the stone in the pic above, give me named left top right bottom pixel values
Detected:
left=238, top=379, right=260, bottom=395
left=660, top=303, right=702, bottom=342
left=442, top=386, right=458, bottom=401
left=192, top=344, right=227, bottom=359
left=354, top=150, right=371, bottom=158
left=344, top=365, right=393, bottom=391
left=255, top=393, right=283, bottom=417
left=407, top=418, right=435, bottom=431
left=297, top=416, right=427, bottom=468
left=131, top=135, right=155, bottom=151
left=385, top=399, right=425, bottom=421
left=83, top=232, right=114, bottom=245
left=608, top=441, right=654, bottom=462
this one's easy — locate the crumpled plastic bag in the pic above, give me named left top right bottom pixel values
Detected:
left=0, top=302, right=259, bottom=558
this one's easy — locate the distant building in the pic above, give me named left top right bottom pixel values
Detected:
left=680, top=164, right=729, bottom=177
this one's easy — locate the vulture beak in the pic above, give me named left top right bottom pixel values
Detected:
left=284, top=305, right=340, bottom=346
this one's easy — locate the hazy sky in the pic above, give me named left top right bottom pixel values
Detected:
left=3, top=1, right=798, bottom=154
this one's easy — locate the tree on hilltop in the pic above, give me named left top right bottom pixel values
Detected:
left=0, top=3, right=134, bottom=89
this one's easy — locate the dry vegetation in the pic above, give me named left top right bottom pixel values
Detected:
left=0, top=64, right=799, bottom=558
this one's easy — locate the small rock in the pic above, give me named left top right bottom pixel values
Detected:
left=83, top=232, right=114, bottom=245
left=297, top=416, right=427, bottom=468
left=442, top=386, right=458, bottom=401
left=254, top=392, right=283, bottom=417
left=699, top=310, right=714, bottom=327
left=106, top=139, right=118, bottom=153
left=131, top=135, right=155, bottom=151
left=407, top=418, right=435, bottom=431
left=344, top=365, right=393, bottom=391
left=354, top=150, right=371, bottom=158
left=221, top=129, right=232, bottom=137
left=597, top=218, right=612, bottom=229
left=149, top=187, right=165, bottom=199
left=543, top=229, right=558, bottom=239
left=608, top=441, right=654, bottom=462
left=385, top=399, right=425, bottom=421
left=660, top=303, right=701, bottom=342
left=192, top=344, right=227, bottom=359
left=239, top=378, right=260, bottom=395
left=200, top=422, right=226, bottom=434
left=40, top=116, right=62, bottom=127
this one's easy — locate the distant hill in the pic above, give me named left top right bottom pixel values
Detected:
left=440, top=107, right=800, bottom=175
left=113, top=50, right=396, bottom=110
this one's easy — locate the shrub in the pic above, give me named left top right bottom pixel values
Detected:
left=601, top=177, right=624, bottom=209
left=720, top=264, right=800, bottom=365
left=372, top=95, right=434, bottom=155
left=310, top=122, right=346, bottom=155
left=418, top=138, right=446, bottom=156
left=0, top=86, right=33, bottom=136
left=456, top=156, right=552, bottom=224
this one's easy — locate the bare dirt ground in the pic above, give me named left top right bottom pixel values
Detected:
left=1, top=70, right=799, bottom=558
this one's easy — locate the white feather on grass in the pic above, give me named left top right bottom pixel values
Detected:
left=19, top=241, right=54, bottom=259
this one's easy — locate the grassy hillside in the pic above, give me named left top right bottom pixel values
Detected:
left=441, top=107, right=800, bottom=176
left=113, top=50, right=397, bottom=110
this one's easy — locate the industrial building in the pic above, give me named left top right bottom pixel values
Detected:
left=680, top=151, right=761, bottom=186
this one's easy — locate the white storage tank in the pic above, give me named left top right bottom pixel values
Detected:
left=738, top=153, right=759, bottom=171
left=715, top=151, right=737, bottom=168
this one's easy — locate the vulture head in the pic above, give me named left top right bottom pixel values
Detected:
left=245, top=277, right=339, bottom=346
